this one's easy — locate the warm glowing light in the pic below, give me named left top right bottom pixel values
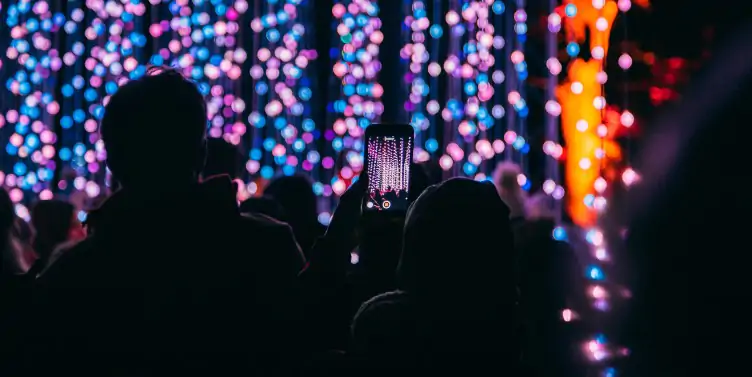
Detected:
left=556, top=0, right=622, bottom=227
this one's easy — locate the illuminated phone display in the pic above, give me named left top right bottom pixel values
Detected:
left=364, top=131, right=413, bottom=212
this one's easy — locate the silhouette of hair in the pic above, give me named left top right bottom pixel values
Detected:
left=239, top=196, right=287, bottom=222
left=100, top=67, right=207, bottom=187
left=31, top=200, right=75, bottom=262
left=203, top=137, right=241, bottom=179
left=398, top=178, right=515, bottom=301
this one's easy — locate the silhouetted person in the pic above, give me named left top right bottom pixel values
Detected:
left=349, top=162, right=434, bottom=314
left=202, top=137, right=241, bottom=179
left=351, top=178, right=518, bottom=376
left=265, top=174, right=326, bottom=254
left=515, top=193, right=588, bottom=377
left=19, top=68, right=306, bottom=376
left=0, top=189, right=32, bottom=357
left=1, top=189, right=28, bottom=279
left=28, top=200, right=84, bottom=277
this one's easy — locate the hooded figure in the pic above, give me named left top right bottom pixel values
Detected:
left=351, top=178, right=519, bottom=375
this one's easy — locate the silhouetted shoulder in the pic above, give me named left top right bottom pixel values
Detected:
left=238, top=212, right=306, bottom=275
left=239, top=211, right=288, bottom=227
left=352, top=291, right=414, bottom=341
left=36, top=237, right=94, bottom=283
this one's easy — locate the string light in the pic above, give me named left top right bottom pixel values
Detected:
left=556, top=0, right=621, bottom=228
left=399, top=0, right=519, bottom=182
left=0, top=0, right=323, bottom=208
left=508, top=0, right=529, bottom=186
left=544, top=0, right=566, bottom=210
left=328, top=0, right=382, bottom=200
left=245, top=0, right=320, bottom=193
left=555, top=1, right=647, bottom=375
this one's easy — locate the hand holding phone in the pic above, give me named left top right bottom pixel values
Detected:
left=363, top=124, right=414, bottom=213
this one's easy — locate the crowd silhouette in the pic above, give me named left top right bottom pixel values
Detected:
left=3, top=63, right=741, bottom=376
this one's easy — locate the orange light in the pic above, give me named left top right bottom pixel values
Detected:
left=556, top=0, right=622, bottom=227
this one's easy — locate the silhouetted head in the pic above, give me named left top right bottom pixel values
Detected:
left=264, top=174, right=318, bottom=226
left=31, top=200, right=81, bottom=261
left=100, top=67, right=207, bottom=189
left=264, top=174, right=323, bottom=250
left=239, top=196, right=286, bottom=222
left=203, top=137, right=241, bottom=179
left=398, top=178, right=516, bottom=302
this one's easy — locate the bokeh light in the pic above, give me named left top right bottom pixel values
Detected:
left=246, top=0, right=321, bottom=194
left=0, top=0, right=322, bottom=208
left=327, top=0, right=382, bottom=198
left=398, top=0, right=528, bottom=181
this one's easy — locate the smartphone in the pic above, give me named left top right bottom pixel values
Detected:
left=363, top=124, right=414, bottom=213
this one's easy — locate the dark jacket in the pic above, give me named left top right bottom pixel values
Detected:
left=17, top=177, right=306, bottom=376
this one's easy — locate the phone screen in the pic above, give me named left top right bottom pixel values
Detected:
left=365, top=131, right=413, bottom=212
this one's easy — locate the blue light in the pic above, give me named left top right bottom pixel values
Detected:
left=60, top=116, right=73, bottom=129
left=266, top=29, right=280, bottom=43
left=302, top=119, right=316, bottom=132
left=59, top=147, right=72, bottom=161
left=565, top=4, right=577, bottom=17
left=317, top=213, right=331, bottom=226
left=332, top=138, right=344, bottom=151
left=13, top=162, right=27, bottom=176
left=5, top=144, right=18, bottom=156
left=552, top=226, right=567, bottom=241
left=492, top=1, right=505, bottom=14
left=307, top=151, right=321, bottom=163
left=513, top=136, right=526, bottom=150
left=425, top=138, right=439, bottom=153
left=263, top=138, right=276, bottom=151
left=566, top=42, right=580, bottom=57
left=24, top=134, right=39, bottom=149
left=429, top=24, right=443, bottom=38
left=61, top=84, right=74, bottom=97
left=260, top=166, right=274, bottom=179
left=463, top=162, right=477, bottom=175
left=255, top=82, right=268, bottom=95
left=463, top=82, right=477, bottom=96
left=587, top=265, right=606, bottom=281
